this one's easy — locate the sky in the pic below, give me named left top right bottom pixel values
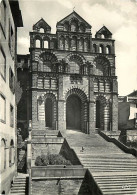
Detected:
left=17, top=0, right=137, bottom=96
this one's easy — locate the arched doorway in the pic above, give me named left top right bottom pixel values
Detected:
left=66, top=95, right=81, bottom=130
left=96, top=100, right=101, bottom=128
left=45, top=98, right=53, bottom=128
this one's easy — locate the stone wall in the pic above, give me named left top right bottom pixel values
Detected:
left=32, top=179, right=83, bottom=195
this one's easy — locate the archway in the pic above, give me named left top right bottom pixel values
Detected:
left=96, top=96, right=106, bottom=130
left=45, top=98, right=53, bottom=128
left=96, top=100, right=101, bottom=128
left=66, top=94, right=81, bottom=130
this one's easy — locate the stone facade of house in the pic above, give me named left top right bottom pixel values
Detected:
left=0, top=0, right=23, bottom=194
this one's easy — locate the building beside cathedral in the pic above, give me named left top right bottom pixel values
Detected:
left=29, top=11, right=118, bottom=133
left=0, top=0, right=23, bottom=194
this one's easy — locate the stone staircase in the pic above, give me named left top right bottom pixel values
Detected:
left=10, top=174, right=28, bottom=195
left=61, top=130, right=137, bottom=195
left=94, top=174, right=137, bottom=195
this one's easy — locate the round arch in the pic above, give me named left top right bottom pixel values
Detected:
left=39, top=52, right=58, bottom=72
left=65, top=88, right=88, bottom=133
left=34, top=35, right=42, bottom=48
left=95, top=95, right=106, bottom=130
left=44, top=93, right=57, bottom=129
left=94, top=56, right=111, bottom=76
left=65, top=53, right=86, bottom=74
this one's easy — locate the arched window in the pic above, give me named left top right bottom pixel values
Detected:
left=36, top=39, right=41, bottom=48
left=71, top=21, right=77, bottom=32
left=84, top=38, right=89, bottom=52
left=60, top=36, right=65, bottom=50
left=1, top=139, right=6, bottom=170
left=71, top=37, right=77, bottom=51
left=93, top=44, right=97, bottom=53
left=9, top=140, right=14, bottom=166
left=106, top=45, right=111, bottom=54
left=101, top=34, right=105, bottom=39
left=79, top=38, right=84, bottom=52
left=99, top=45, right=104, bottom=53
left=65, top=37, right=69, bottom=50
left=79, top=24, right=85, bottom=33
left=94, top=56, right=110, bottom=76
left=64, top=22, right=69, bottom=31
left=39, top=28, right=44, bottom=33
left=44, top=40, right=49, bottom=49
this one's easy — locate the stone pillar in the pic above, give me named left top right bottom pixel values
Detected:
left=32, top=90, right=38, bottom=130
left=58, top=100, right=65, bottom=130
left=104, top=104, right=109, bottom=131
left=37, top=99, right=45, bottom=130
left=112, top=79, right=118, bottom=131
left=89, top=101, right=95, bottom=133
left=89, top=77, right=95, bottom=133
left=112, top=94, right=118, bottom=131
left=58, top=75, right=65, bottom=130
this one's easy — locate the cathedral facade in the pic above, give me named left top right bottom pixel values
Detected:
left=29, top=11, right=118, bottom=133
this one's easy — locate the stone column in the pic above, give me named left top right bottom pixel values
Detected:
left=89, top=77, right=95, bottom=133
left=32, top=90, right=38, bottom=130
left=58, top=75, right=65, bottom=130
left=112, top=79, right=118, bottom=131
left=37, top=98, right=45, bottom=130
left=104, top=104, right=109, bottom=131
left=58, top=100, right=65, bottom=130
left=89, top=101, right=95, bottom=133
left=112, top=94, right=118, bottom=131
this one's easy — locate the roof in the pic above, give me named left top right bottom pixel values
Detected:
left=57, top=11, right=91, bottom=28
left=33, top=18, right=51, bottom=30
left=96, top=26, right=112, bottom=35
left=127, top=90, right=137, bottom=97
left=9, top=0, right=23, bottom=27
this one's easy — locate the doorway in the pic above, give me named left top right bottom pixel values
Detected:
left=66, top=95, right=81, bottom=130
left=45, top=98, right=53, bottom=128
left=96, top=100, right=101, bottom=128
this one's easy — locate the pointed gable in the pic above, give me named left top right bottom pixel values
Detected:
left=57, top=11, right=91, bottom=33
left=95, top=26, right=112, bottom=39
left=33, top=18, right=51, bottom=33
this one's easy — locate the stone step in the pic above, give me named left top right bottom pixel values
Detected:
left=13, top=180, right=26, bottom=183
left=10, top=193, right=25, bottom=195
left=94, top=175, right=137, bottom=178
left=103, top=191, right=136, bottom=195
left=12, top=184, right=26, bottom=187
left=84, top=164, right=137, bottom=168
left=85, top=168, right=137, bottom=172
left=95, top=178, right=137, bottom=182
left=82, top=164, right=137, bottom=169
left=102, top=188, right=136, bottom=193
left=80, top=160, right=137, bottom=165
left=79, top=156, right=137, bottom=162
left=97, top=182, right=137, bottom=187
left=11, top=188, right=26, bottom=191
left=94, top=175, right=137, bottom=179
left=11, top=190, right=25, bottom=193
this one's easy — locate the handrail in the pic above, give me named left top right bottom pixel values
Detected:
left=99, top=131, right=137, bottom=157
